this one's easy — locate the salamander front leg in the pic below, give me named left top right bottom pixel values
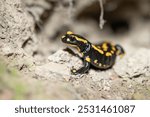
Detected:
left=71, top=61, right=90, bottom=75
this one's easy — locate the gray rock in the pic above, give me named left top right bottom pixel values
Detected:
left=35, top=62, right=71, bottom=81
left=114, top=48, right=150, bottom=78
left=0, top=0, right=37, bottom=56
left=48, top=50, right=72, bottom=64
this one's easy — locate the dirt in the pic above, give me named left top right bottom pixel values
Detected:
left=0, top=0, right=150, bottom=99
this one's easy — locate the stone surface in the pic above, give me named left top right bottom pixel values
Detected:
left=1, top=0, right=150, bottom=100
left=114, top=48, right=150, bottom=78
left=0, top=0, right=37, bottom=56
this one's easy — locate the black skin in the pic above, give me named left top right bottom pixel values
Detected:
left=71, top=60, right=90, bottom=75
left=61, top=31, right=125, bottom=75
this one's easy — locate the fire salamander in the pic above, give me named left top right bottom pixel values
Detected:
left=61, top=31, right=125, bottom=75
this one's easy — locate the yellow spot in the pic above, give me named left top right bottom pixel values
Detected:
left=85, top=57, right=91, bottom=62
left=97, top=46, right=101, bottom=49
left=111, top=50, right=114, bottom=54
left=112, top=46, right=116, bottom=51
left=102, top=43, right=108, bottom=51
left=67, top=31, right=73, bottom=35
left=61, top=35, right=65, bottom=38
left=92, top=45, right=104, bottom=54
left=99, top=63, right=102, bottom=66
left=76, top=37, right=88, bottom=44
left=106, top=52, right=112, bottom=56
left=94, top=60, right=98, bottom=64
left=103, top=48, right=108, bottom=51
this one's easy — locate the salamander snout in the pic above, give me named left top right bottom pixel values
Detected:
left=61, top=31, right=78, bottom=46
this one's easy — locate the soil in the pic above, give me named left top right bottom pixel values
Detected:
left=0, top=0, right=150, bottom=99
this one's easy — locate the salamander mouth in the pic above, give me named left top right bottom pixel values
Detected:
left=66, top=44, right=77, bottom=47
left=61, top=36, right=78, bottom=46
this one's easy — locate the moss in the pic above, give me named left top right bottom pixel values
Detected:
left=0, top=59, right=27, bottom=99
left=9, top=69, right=20, bottom=78
left=0, top=62, right=5, bottom=77
left=12, top=82, right=27, bottom=99
left=0, top=58, right=48, bottom=99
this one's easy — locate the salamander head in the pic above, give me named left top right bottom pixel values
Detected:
left=61, top=31, right=89, bottom=46
left=61, top=31, right=91, bottom=53
left=61, top=31, right=78, bottom=46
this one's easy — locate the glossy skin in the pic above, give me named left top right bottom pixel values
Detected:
left=61, top=31, right=125, bottom=75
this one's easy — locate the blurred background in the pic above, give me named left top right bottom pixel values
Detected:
left=24, top=0, right=150, bottom=62
left=0, top=0, right=150, bottom=99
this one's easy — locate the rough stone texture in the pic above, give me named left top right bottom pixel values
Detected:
left=34, top=49, right=150, bottom=99
left=0, top=0, right=37, bottom=71
left=0, top=0, right=37, bottom=56
left=114, top=48, right=150, bottom=78
left=0, top=58, right=82, bottom=99
left=1, top=0, right=150, bottom=99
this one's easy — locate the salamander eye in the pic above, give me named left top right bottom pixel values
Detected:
left=67, top=37, right=76, bottom=43
left=67, top=38, right=70, bottom=42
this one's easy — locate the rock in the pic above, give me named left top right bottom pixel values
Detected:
left=40, top=80, right=83, bottom=99
left=48, top=50, right=72, bottom=64
left=36, top=49, right=84, bottom=80
left=1, top=0, right=150, bottom=100
left=0, top=58, right=82, bottom=99
left=0, top=0, right=37, bottom=72
left=48, top=49, right=83, bottom=72
left=0, top=0, right=37, bottom=56
left=34, top=62, right=71, bottom=80
left=89, top=69, right=118, bottom=81
left=114, top=48, right=150, bottom=78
